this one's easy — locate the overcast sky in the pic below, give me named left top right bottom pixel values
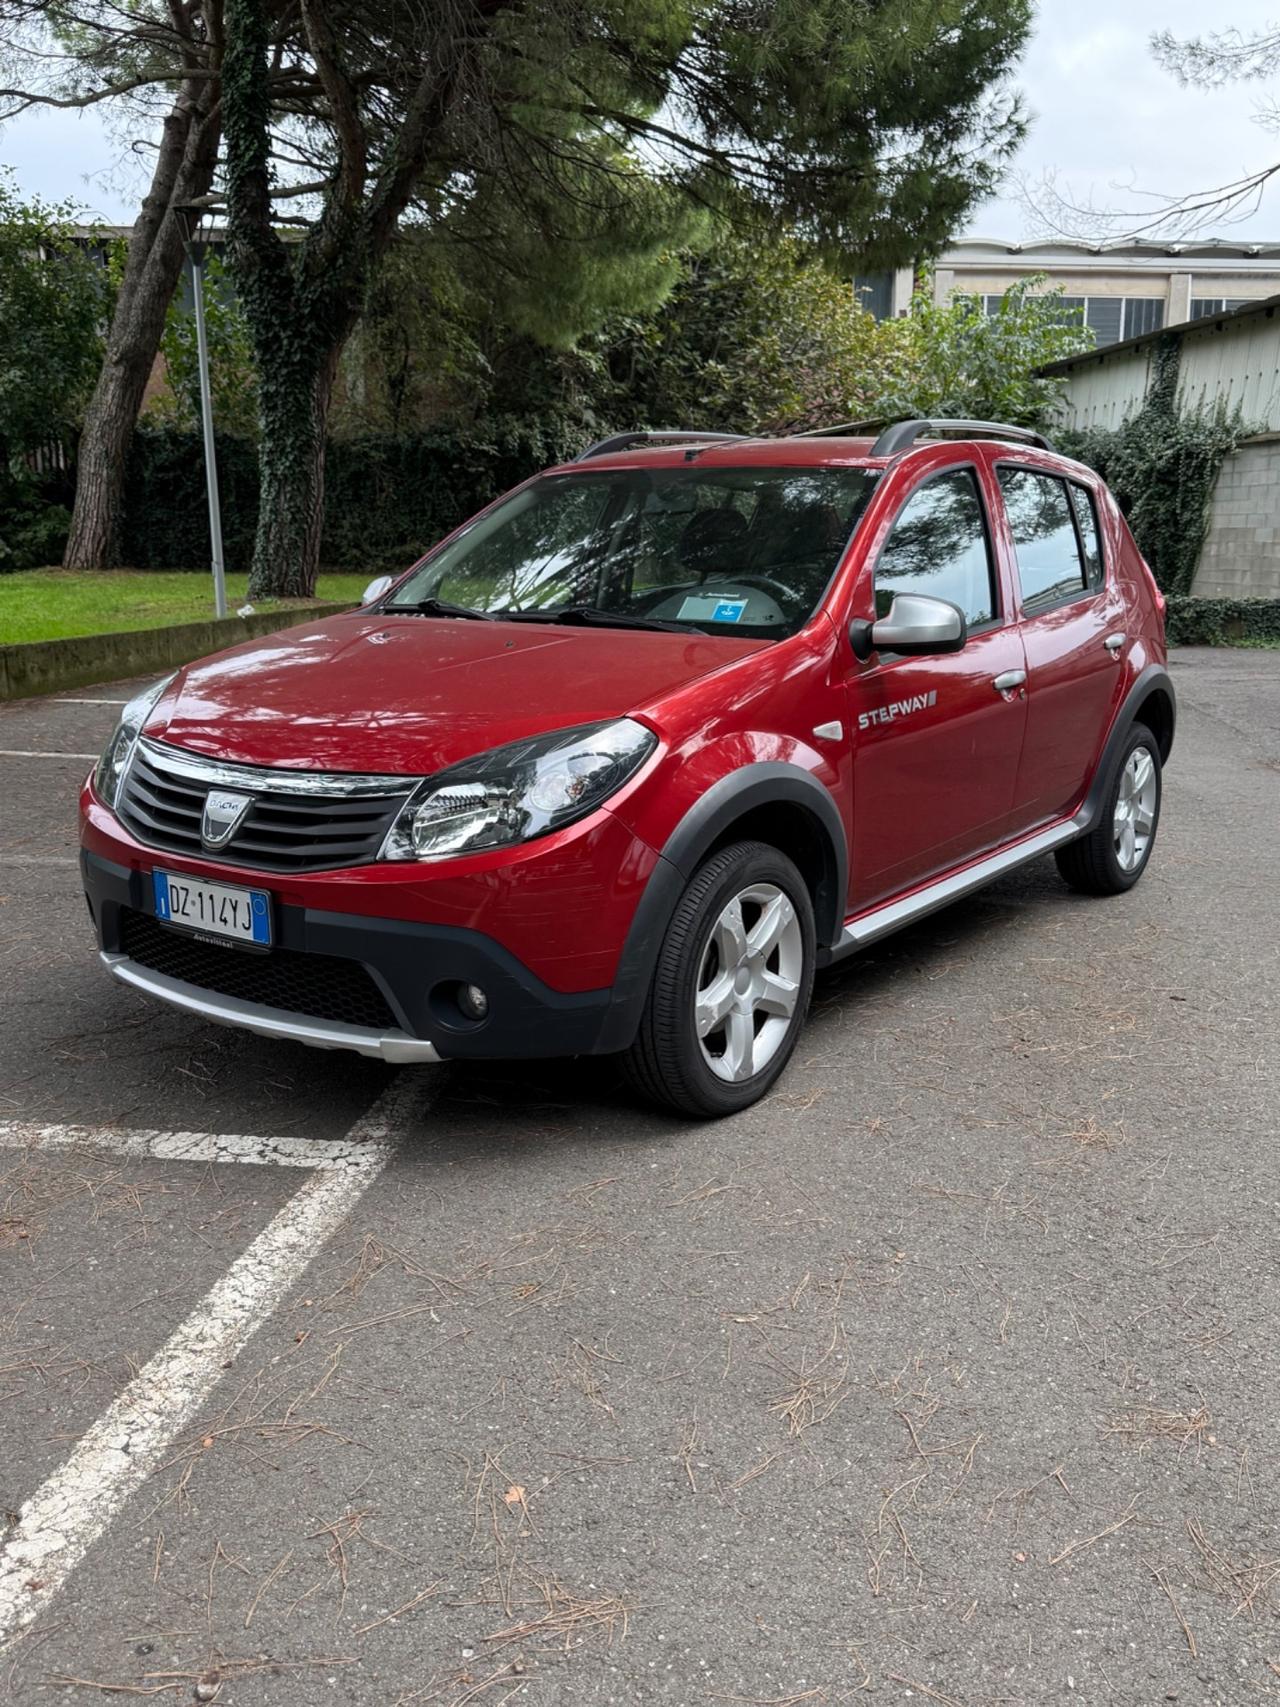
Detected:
left=3, top=0, right=1279, bottom=241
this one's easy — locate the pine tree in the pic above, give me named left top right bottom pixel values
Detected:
left=222, top=0, right=1033, bottom=597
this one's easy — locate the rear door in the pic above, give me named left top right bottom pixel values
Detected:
left=845, top=461, right=1029, bottom=909
left=994, top=463, right=1128, bottom=828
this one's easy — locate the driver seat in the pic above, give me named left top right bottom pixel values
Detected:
left=677, top=507, right=748, bottom=581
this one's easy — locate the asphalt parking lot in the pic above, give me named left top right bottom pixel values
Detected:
left=1, top=648, right=1277, bottom=1706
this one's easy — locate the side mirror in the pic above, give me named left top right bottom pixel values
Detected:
left=361, top=574, right=394, bottom=607
left=850, top=593, right=967, bottom=661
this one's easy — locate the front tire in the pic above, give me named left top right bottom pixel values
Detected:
left=1055, top=721, right=1162, bottom=896
left=622, top=840, right=816, bottom=1118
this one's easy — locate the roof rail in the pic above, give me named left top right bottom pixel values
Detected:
left=868, top=418, right=1055, bottom=458
left=791, top=418, right=887, bottom=439
left=574, top=430, right=751, bottom=461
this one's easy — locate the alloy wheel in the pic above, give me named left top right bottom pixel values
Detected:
left=694, top=882, right=804, bottom=1083
left=1113, top=744, right=1157, bottom=872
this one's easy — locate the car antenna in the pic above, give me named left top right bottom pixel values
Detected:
left=683, top=435, right=755, bottom=462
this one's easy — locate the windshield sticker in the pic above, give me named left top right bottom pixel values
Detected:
left=678, top=594, right=748, bottom=623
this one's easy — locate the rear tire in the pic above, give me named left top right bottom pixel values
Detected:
left=621, top=840, right=816, bottom=1118
left=1054, top=722, right=1162, bottom=896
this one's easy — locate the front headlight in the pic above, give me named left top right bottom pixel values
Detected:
left=381, top=718, right=657, bottom=861
left=93, top=674, right=175, bottom=809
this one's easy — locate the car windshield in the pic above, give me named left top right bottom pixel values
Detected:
left=384, top=464, right=879, bottom=641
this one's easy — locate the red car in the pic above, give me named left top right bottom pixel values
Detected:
left=81, top=419, right=1174, bottom=1117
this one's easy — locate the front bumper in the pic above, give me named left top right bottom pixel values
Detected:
left=82, top=848, right=627, bottom=1062
left=102, top=950, right=443, bottom=1063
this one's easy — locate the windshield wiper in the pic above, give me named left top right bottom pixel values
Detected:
left=384, top=596, right=493, bottom=621
left=494, top=604, right=695, bottom=635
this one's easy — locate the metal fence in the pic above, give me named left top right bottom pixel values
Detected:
left=24, top=435, right=74, bottom=477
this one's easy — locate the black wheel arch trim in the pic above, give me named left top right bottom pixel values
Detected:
left=1078, top=663, right=1176, bottom=833
left=597, top=763, right=848, bottom=1054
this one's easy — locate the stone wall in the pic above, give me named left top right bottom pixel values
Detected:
left=1, top=603, right=353, bottom=700
left=1191, top=436, right=1280, bottom=600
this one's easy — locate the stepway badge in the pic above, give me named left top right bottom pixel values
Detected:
left=857, top=689, right=938, bottom=731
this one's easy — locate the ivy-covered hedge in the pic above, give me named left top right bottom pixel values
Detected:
left=1056, top=337, right=1247, bottom=599
left=321, top=421, right=584, bottom=571
left=117, top=421, right=586, bottom=574
left=121, top=429, right=261, bottom=572
left=1164, top=596, right=1280, bottom=647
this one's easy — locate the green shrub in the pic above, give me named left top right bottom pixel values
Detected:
left=0, top=473, right=73, bottom=572
left=1165, top=597, right=1280, bottom=646
left=0, top=175, right=109, bottom=466
left=6, top=501, right=72, bottom=570
left=151, top=255, right=260, bottom=438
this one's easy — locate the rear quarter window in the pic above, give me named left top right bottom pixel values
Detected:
left=1067, top=484, right=1106, bottom=589
left=997, top=467, right=1091, bottom=612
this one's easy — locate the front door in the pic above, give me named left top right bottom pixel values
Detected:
left=846, top=464, right=1028, bottom=910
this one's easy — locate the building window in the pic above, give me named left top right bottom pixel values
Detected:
left=854, top=272, right=894, bottom=321
left=1121, top=298, right=1165, bottom=339
left=1084, top=299, right=1124, bottom=345
left=980, top=291, right=1162, bottom=347
left=1190, top=297, right=1253, bottom=320
left=989, top=288, right=1085, bottom=320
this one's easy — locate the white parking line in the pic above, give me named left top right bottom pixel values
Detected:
left=0, top=750, right=98, bottom=761
left=51, top=698, right=128, bottom=706
left=0, top=1119, right=394, bottom=1170
left=0, top=1073, right=428, bottom=1652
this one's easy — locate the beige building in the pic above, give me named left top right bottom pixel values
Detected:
left=1042, top=293, right=1280, bottom=599
left=857, top=238, right=1280, bottom=346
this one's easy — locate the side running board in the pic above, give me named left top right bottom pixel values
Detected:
left=826, top=816, right=1085, bottom=961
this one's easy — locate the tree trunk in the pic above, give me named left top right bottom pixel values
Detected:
left=223, top=0, right=471, bottom=598
left=63, top=83, right=221, bottom=570
left=247, top=339, right=343, bottom=600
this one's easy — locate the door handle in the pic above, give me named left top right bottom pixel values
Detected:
left=1104, top=633, right=1125, bottom=654
left=992, top=670, right=1027, bottom=694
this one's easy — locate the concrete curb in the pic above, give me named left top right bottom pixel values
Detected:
left=1, top=603, right=353, bottom=701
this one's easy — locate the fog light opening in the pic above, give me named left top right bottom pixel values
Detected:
left=457, top=983, right=489, bottom=1022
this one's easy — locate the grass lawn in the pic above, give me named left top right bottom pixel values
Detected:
left=0, top=570, right=374, bottom=645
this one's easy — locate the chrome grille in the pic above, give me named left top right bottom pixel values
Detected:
left=117, top=740, right=413, bottom=874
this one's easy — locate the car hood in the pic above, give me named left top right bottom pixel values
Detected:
left=145, top=611, right=768, bottom=774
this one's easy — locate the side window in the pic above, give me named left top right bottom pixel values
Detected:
left=873, top=469, right=996, bottom=628
left=997, top=468, right=1089, bottom=611
left=1067, top=484, right=1105, bottom=589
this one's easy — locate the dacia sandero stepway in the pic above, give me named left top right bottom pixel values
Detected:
left=81, top=419, right=1174, bottom=1116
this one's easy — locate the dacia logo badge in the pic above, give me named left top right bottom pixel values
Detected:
left=201, top=789, right=253, bottom=851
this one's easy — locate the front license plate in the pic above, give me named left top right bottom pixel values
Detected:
left=152, top=869, right=272, bottom=947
